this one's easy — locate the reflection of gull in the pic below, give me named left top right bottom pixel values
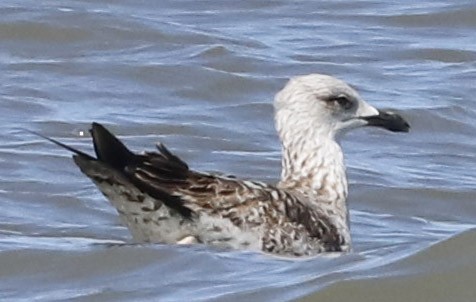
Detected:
left=37, top=74, right=409, bottom=256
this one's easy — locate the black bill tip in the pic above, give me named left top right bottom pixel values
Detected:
left=362, top=110, right=410, bottom=133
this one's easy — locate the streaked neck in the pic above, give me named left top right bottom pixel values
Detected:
left=277, top=127, right=350, bottom=241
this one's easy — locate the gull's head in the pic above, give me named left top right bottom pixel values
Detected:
left=274, top=74, right=410, bottom=139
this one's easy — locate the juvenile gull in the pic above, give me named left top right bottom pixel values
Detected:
left=37, top=74, right=409, bottom=256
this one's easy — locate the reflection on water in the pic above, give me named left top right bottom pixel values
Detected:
left=1, top=0, right=475, bottom=301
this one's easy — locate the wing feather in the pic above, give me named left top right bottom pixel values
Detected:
left=127, top=146, right=343, bottom=251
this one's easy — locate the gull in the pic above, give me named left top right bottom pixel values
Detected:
left=35, top=74, right=409, bottom=256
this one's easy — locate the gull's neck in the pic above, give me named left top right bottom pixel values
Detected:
left=276, top=121, right=350, bottom=243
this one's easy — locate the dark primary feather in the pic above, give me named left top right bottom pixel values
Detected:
left=90, top=122, right=136, bottom=169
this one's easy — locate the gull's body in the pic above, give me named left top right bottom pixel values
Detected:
left=38, top=74, right=409, bottom=257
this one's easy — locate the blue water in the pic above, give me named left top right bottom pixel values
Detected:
left=1, top=1, right=476, bottom=301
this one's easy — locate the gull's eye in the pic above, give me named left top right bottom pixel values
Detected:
left=333, top=96, right=353, bottom=110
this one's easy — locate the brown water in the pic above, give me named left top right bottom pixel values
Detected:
left=1, top=1, right=476, bottom=301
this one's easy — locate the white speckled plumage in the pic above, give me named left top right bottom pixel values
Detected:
left=37, top=73, right=409, bottom=257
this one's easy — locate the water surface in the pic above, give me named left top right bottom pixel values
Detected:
left=1, top=1, right=476, bottom=301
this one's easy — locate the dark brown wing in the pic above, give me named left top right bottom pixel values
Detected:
left=88, top=122, right=268, bottom=220
left=126, top=144, right=271, bottom=218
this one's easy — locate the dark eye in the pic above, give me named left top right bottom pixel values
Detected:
left=333, top=96, right=353, bottom=110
